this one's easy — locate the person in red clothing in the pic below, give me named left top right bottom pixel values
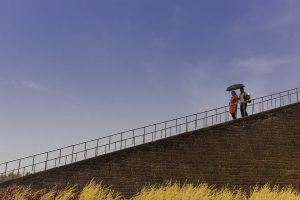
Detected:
left=229, top=91, right=238, bottom=119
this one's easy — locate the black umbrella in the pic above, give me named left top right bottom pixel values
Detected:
left=226, top=84, right=245, bottom=91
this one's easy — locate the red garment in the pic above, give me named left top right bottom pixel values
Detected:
left=229, top=95, right=238, bottom=113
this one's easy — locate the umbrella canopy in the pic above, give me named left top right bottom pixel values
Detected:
left=226, top=84, right=245, bottom=91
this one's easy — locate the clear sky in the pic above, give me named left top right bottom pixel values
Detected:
left=0, top=0, right=300, bottom=162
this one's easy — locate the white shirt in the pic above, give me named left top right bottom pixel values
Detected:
left=239, top=91, right=248, bottom=103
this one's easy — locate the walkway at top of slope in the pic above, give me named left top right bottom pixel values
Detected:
left=0, top=86, right=299, bottom=182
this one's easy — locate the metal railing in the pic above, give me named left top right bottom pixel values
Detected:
left=0, top=87, right=299, bottom=182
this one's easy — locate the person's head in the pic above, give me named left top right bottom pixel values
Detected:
left=240, top=87, right=245, bottom=93
left=231, top=91, right=237, bottom=96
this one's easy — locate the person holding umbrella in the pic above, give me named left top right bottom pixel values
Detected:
left=229, top=91, right=238, bottom=119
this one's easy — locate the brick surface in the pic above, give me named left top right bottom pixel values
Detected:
left=1, top=103, right=300, bottom=198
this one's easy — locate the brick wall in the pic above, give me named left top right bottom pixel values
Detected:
left=1, top=102, right=300, bottom=198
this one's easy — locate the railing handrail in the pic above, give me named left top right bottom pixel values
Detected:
left=0, top=86, right=299, bottom=179
left=1, top=86, right=299, bottom=165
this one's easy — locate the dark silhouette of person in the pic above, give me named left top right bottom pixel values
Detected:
left=239, top=87, right=251, bottom=117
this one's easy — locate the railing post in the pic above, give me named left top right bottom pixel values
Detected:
left=4, top=162, right=8, bottom=176
left=252, top=99, right=255, bottom=114
left=185, top=117, right=188, bottom=132
left=262, top=97, right=264, bottom=111
left=75, top=153, right=78, bottom=162
left=165, top=122, right=167, bottom=137
left=195, top=114, right=198, bottom=130
left=271, top=95, right=273, bottom=108
left=259, top=100, right=261, bottom=112
left=95, top=138, right=99, bottom=156
left=44, top=152, right=49, bottom=170
left=154, top=124, right=157, bottom=138
left=132, top=129, right=135, bottom=146
left=288, top=90, right=290, bottom=104
left=58, top=149, right=62, bottom=165
left=120, top=133, right=123, bottom=149
left=71, top=145, right=75, bottom=163
left=17, top=159, right=21, bottom=175
left=280, top=92, right=282, bottom=107
left=143, top=127, right=146, bottom=144
left=151, top=130, right=154, bottom=141
left=22, top=167, right=26, bottom=176
left=65, top=155, right=68, bottom=165
left=175, top=119, right=178, bottom=133
left=84, top=142, right=87, bottom=159
left=32, top=156, right=35, bottom=172
left=297, top=88, right=299, bottom=102
left=179, top=123, right=181, bottom=133
left=109, top=136, right=111, bottom=151
left=215, top=109, right=217, bottom=123
left=205, top=111, right=208, bottom=127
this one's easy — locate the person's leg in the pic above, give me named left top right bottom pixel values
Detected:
left=240, top=103, right=245, bottom=117
left=235, top=105, right=237, bottom=119
left=231, top=113, right=236, bottom=119
left=244, top=103, right=248, bottom=116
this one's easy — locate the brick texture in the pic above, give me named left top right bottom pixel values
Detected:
left=1, top=103, right=300, bottom=198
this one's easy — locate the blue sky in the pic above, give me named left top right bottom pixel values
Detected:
left=0, top=0, right=300, bottom=161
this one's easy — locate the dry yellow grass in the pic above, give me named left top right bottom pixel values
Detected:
left=0, top=181, right=300, bottom=200
left=79, top=180, right=122, bottom=200
left=53, top=187, right=76, bottom=200
left=39, top=189, right=56, bottom=200
left=249, top=184, right=300, bottom=200
left=131, top=182, right=246, bottom=200
left=132, top=182, right=300, bottom=200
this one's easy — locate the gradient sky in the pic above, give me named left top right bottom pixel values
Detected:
left=1, top=0, right=300, bottom=162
